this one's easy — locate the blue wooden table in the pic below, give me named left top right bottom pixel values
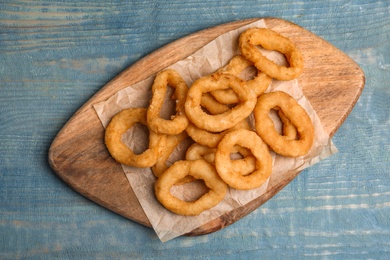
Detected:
left=1, top=0, right=389, bottom=258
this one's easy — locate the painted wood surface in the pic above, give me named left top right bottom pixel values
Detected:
left=1, top=1, right=389, bottom=258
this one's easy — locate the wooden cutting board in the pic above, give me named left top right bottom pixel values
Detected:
left=48, top=18, right=365, bottom=236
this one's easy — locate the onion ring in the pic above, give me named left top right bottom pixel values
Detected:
left=210, top=55, right=272, bottom=104
left=239, top=28, right=304, bottom=81
left=186, top=143, right=256, bottom=176
left=187, top=91, right=252, bottom=148
left=151, top=132, right=194, bottom=185
left=186, top=118, right=250, bottom=148
left=147, top=69, right=189, bottom=135
left=185, top=143, right=216, bottom=164
left=229, top=146, right=257, bottom=176
left=105, top=108, right=166, bottom=168
left=200, top=93, right=231, bottom=115
left=185, top=73, right=257, bottom=132
left=278, top=109, right=298, bottom=141
left=254, top=91, right=314, bottom=157
left=155, top=159, right=228, bottom=216
left=215, top=129, right=272, bottom=190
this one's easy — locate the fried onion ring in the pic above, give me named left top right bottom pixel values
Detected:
left=186, top=119, right=251, bottom=148
left=187, top=91, right=252, bottom=147
left=147, top=69, right=189, bottom=135
left=239, top=28, right=304, bottom=81
left=229, top=146, right=257, bottom=176
left=278, top=109, right=298, bottom=141
left=200, top=93, right=231, bottom=115
left=105, top=108, right=166, bottom=168
left=186, top=143, right=256, bottom=176
left=254, top=91, right=314, bottom=157
left=185, top=143, right=216, bottom=164
left=151, top=131, right=195, bottom=185
left=215, top=129, right=272, bottom=190
left=185, top=73, right=257, bottom=132
left=155, top=159, right=228, bottom=216
left=210, top=55, right=272, bottom=104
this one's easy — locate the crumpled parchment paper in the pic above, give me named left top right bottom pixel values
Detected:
left=93, top=19, right=338, bottom=242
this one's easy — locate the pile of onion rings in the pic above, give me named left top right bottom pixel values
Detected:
left=104, top=27, right=315, bottom=216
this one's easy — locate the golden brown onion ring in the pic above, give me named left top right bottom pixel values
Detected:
left=151, top=131, right=195, bottom=186
left=200, top=92, right=231, bottom=115
left=186, top=119, right=250, bottom=148
left=155, top=160, right=228, bottom=216
left=185, top=143, right=216, bottom=164
left=278, top=109, right=298, bottom=141
left=147, top=69, right=189, bottom=135
left=239, top=28, right=304, bottom=81
left=215, top=129, right=272, bottom=190
left=105, top=108, right=166, bottom=168
left=254, top=91, right=314, bottom=157
left=210, top=55, right=272, bottom=104
left=186, top=143, right=256, bottom=176
left=185, top=73, right=256, bottom=132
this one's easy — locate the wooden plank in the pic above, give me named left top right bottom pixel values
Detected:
left=48, top=17, right=365, bottom=236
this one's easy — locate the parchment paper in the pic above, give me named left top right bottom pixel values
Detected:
left=93, top=20, right=338, bottom=242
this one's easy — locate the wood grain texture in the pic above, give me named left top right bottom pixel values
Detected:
left=48, top=18, right=364, bottom=236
